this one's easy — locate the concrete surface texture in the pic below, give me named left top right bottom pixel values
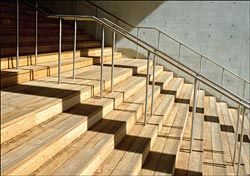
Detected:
left=37, top=0, right=249, bottom=103
left=92, top=1, right=249, bottom=102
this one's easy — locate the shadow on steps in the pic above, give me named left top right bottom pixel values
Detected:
left=174, top=168, right=202, bottom=176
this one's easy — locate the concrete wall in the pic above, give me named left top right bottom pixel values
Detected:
left=91, top=1, right=250, bottom=103
left=37, top=0, right=249, bottom=104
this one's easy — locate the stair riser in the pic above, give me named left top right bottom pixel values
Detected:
left=175, top=79, right=184, bottom=98
left=79, top=87, right=161, bottom=175
left=1, top=51, right=81, bottom=70
left=3, top=75, right=147, bottom=175
left=1, top=60, right=92, bottom=87
left=172, top=110, right=191, bottom=175
left=149, top=67, right=164, bottom=81
left=1, top=54, right=123, bottom=88
left=1, top=42, right=101, bottom=57
left=82, top=48, right=113, bottom=56
left=1, top=52, right=122, bottom=70
left=1, top=70, right=133, bottom=144
left=132, top=126, right=159, bottom=175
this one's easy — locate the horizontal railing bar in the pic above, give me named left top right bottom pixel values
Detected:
left=50, top=15, right=249, bottom=109
left=17, top=1, right=250, bottom=109
left=133, top=26, right=250, bottom=84
left=86, top=2, right=249, bottom=84
left=100, top=18, right=250, bottom=106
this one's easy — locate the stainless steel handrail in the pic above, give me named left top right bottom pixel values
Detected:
left=88, top=1, right=249, bottom=85
left=137, top=26, right=250, bottom=84
left=15, top=2, right=249, bottom=173
left=99, top=17, right=250, bottom=108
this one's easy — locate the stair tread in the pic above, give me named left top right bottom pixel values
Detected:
left=81, top=47, right=112, bottom=56
left=140, top=83, right=192, bottom=175
left=1, top=75, right=146, bottom=175
left=142, top=102, right=190, bottom=175
left=1, top=57, right=92, bottom=75
left=94, top=86, right=165, bottom=175
left=163, top=77, right=184, bottom=96
left=217, top=103, right=236, bottom=175
left=1, top=64, right=135, bottom=144
left=218, top=104, right=249, bottom=175
left=95, top=79, right=184, bottom=175
left=1, top=65, right=128, bottom=124
left=0, top=50, right=81, bottom=70
left=175, top=83, right=194, bottom=103
left=173, top=89, right=205, bottom=175
left=154, top=71, right=173, bottom=87
left=203, top=96, right=227, bottom=175
left=33, top=82, right=161, bottom=175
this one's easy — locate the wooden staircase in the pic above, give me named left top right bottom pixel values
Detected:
left=1, top=1, right=249, bottom=175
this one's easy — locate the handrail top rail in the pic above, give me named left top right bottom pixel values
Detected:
left=24, top=0, right=249, bottom=83
left=87, top=1, right=249, bottom=84
left=20, top=1, right=250, bottom=109
left=50, top=15, right=249, bottom=108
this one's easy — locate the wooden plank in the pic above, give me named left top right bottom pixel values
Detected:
left=1, top=72, right=148, bottom=175
left=209, top=97, right=227, bottom=175
left=203, top=97, right=227, bottom=175
left=1, top=52, right=123, bottom=87
left=217, top=103, right=235, bottom=175
left=163, top=77, right=184, bottom=97
left=154, top=103, right=189, bottom=176
left=93, top=74, right=171, bottom=175
left=228, top=108, right=249, bottom=175
left=203, top=96, right=214, bottom=175
left=35, top=78, right=162, bottom=175
left=1, top=65, right=134, bottom=143
left=185, top=90, right=205, bottom=175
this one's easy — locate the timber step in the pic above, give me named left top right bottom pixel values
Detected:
left=94, top=79, right=185, bottom=175
left=0, top=26, right=86, bottom=35
left=82, top=47, right=113, bottom=56
left=0, top=34, right=91, bottom=45
left=218, top=103, right=249, bottom=175
left=1, top=58, right=154, bottom=143
left=0, top=40, right=101, bottom=57
left=92, top=86, right=162, bottom=176
left=1, top=52, right=123, bottom=87
left=1, top=75, right=146, bottom=175
left=1, top=65, right=133, bottom=143
left=174, top=90, right=205, bottom=175
left=33, top=83, right=161, bottom=175
left=203, top=96, right=227, bottom=175
left=140, top=84, right=193, bottom=175
left=0, top=47, right=115, bottom=70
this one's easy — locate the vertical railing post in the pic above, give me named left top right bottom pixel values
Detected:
left=177, top=43, right=181, bottom=77
left=95, top=8, right=98, bottom=41
left=220, top=68, right=225, bottom=100
left=144, top=51, right=150, bottom=125
left=232, top=104, right=241, bottom=164
left=73, top=19, right=77, bottom=79
left=16, top=0, right=19, bottom=69
left=190, top=76, right=199, bottom=152
left=136, top=27, right=139, bottom=59
left=198, top=55, right=202, bottom=90
left=35, top=2, right=38, bottom=66
left=150, top=51, right=156, bottom=116
left=156, top=31, right=160, bottom=65
left=100, top=25, right=104, bottom=98
left=111, top=31, right=116, bottom=92
left=242, top=81, right=246, bottom=99
left=236, top=107, right=246, bottom=175
left=58, top=17, right=62, bottom=84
